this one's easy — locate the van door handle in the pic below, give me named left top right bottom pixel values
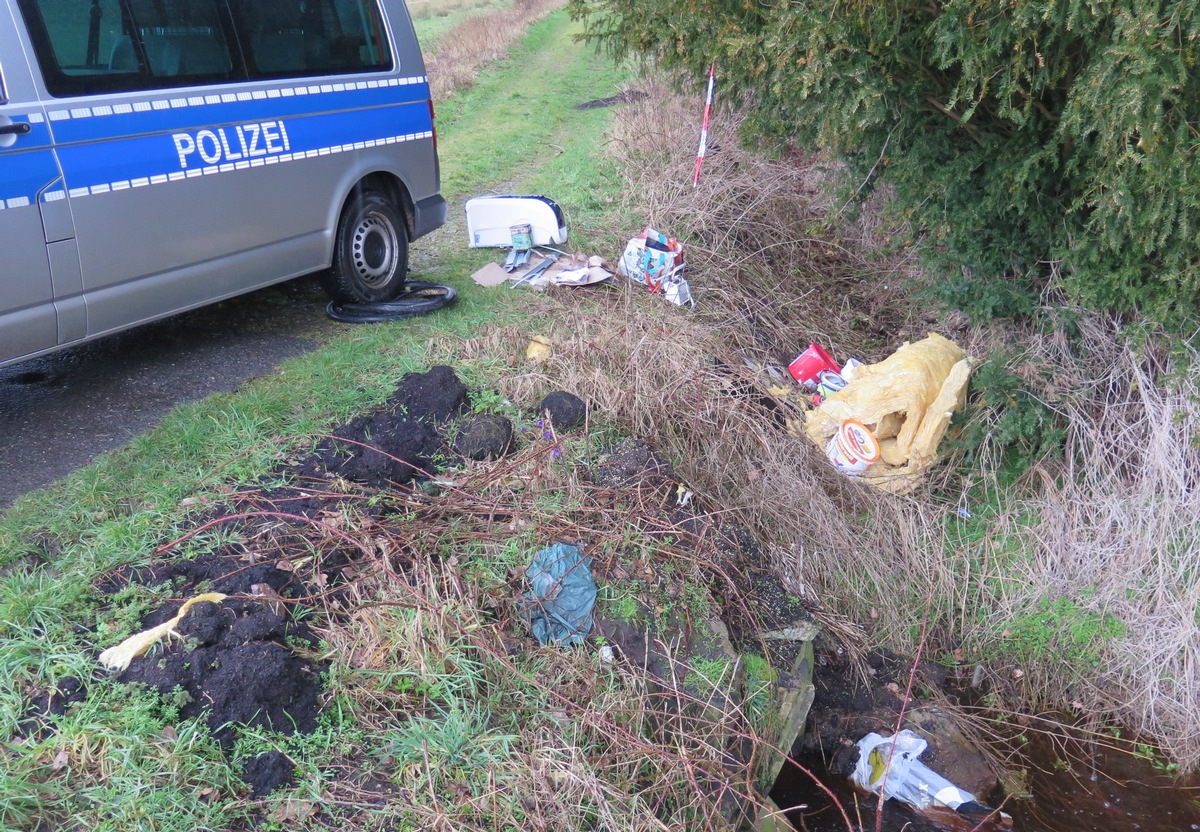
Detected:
left=0, top=122, right=31, bottom=136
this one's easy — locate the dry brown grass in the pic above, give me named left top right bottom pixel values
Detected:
left=978, top=313, right=1200, bottom=768
left=432, top=78, right=953, bottom=646
left=603, top=80, right=938, bottom=362
left=436, top=73, right=1200, bottom=773
left=424, top=0, right=567, bottom=100
left=607, top=78, right=1200, bottom=769
left=231, top=446, right=818, bottom=830
left=441, top=286, right=896, bottom=663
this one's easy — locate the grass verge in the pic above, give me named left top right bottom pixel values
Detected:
left=421, top=0, right=570, bottom=101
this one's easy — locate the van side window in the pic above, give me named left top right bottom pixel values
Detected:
left=17, top=0, right=238, bottom=96
left=228, top=0, right=392, bottom=78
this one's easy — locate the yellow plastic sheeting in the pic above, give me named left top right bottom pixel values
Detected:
left=98, top=592, right=228, bottom=671
left=806, top=333, right=971, bottom=493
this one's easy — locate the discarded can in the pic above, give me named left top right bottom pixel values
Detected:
left=826, top=419, right=880, bottom=476
left=510, top=223, right=533, bottom=251
left=789, top=344, right=840, bottom=390
left=815, top=370, right=847, bottom=398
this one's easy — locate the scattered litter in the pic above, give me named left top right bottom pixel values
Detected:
left=504, top=222, right=535, bottom=272
left=674, top=485, right=694, bottom=507
left=509, top=222, right=533, bottom=252
left=471, top=262, right=511, bottom=287
left=465, top=195, right=567, bottom=248
left=957, top=506, right=973, bottom=519
left=554, top=266, right=593, bottom=285
left=618, top=227, right=693, bottom=306
left=598, top=645, right=615, bottom=663
left=815, top=369, right=848, bottom=400
left=511, top=253, right=559, bottom=288
left=805, top=333, right=972, bottom=493
left=98, top=592, right=228, bottom=671
left=504, top=247, right=532, bottom=272
left=326, top=281, right=457, bottom=323
left=520, top=543, right=597, bottom=647
left=471, top=251, right=613, bottom=290
left=526, top=336, right=552, bottom=363
left=851, top=730, right=1012, bottom=828
left=789, top=343, right=840, bottom=390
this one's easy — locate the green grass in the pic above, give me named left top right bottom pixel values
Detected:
left=987, top=595, right=1127, bottom=670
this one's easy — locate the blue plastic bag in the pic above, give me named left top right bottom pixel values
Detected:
left=521, top=543, right=597, bottom=647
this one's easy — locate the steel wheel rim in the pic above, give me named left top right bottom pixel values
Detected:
left=350, top=212, right=399, bottom=289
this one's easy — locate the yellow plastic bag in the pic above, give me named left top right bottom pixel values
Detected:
left=806, top=333, right=971, bottom=493
left=98, top=592, right=228, bottom=671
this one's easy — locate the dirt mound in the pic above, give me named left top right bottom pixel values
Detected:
left=590, top=438, right=674, bottom=489
left=121, top=550, right=295, bottom=605
left=453, top=412, right=514, bottom=460
left=119, top=597, right=323, bottom=749
left=88, top=370, right=479, bottom=788
left=298, top=365, right=469, bottom=486
left=537, top=391, right=587, bottom=428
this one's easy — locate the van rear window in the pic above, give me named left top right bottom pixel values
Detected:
left=228, top=0, right=392, bottom=78
left=17, top=0, right=393, bottom=98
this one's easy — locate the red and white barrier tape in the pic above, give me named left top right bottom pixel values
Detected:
left=692, top=61, right=716, bottom=187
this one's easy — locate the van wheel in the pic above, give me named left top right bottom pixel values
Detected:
left=321, top=191, right=409, bottom=303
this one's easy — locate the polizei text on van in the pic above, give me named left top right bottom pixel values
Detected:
left=172, top=120, right=291, bottom=169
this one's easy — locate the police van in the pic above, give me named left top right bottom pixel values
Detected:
left=1, top=0, right=446, bottom=368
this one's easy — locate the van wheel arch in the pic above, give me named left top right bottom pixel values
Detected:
left=356, top=172, right=416, bottom=239
left=320, top=175, right=414, bottom=303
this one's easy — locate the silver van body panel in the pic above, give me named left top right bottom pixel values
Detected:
left=0, top=0, right=445, bottom=368
left=0, top=4, right=57, bottom=360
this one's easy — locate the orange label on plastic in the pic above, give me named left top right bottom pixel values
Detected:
left=840, top=419, right=880, bottom=463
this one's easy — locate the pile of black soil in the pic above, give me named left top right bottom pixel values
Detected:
left=537, top=391, right=587, bottom=428
left=453, top=412, right=514, bottom=461
left=295, top=364, right=469, bottom=487
left=83, top=366, right=481, bottom=795
left=117, top=593, right=322, bottom=749
left=105, top=550, right=326, bottom=795
left=83, top=370, right=620, bottom=801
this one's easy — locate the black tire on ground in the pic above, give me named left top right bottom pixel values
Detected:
left=320, top=190, right=409, bottom=303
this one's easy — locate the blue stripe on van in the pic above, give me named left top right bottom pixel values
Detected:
left=0, top=146, right=61, bottom=209
left=54, top=98, right=432, bottom=197
left=45, top=80, right=431, bottom=145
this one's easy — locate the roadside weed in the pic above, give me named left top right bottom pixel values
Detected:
left=988, top=596, right=1127, bottom=671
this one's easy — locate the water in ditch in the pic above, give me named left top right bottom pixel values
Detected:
left=772, top=720, right=1200, bottom=832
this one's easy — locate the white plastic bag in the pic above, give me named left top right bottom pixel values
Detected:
left=617, top=228, right=693, bottom=307
left=850, top=730, right=980, bottom=812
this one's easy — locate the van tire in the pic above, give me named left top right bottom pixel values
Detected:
left=321, top=191, right=409, bottom=303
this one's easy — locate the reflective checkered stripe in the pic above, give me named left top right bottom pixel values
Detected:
left=34, top=77, right=431, bottom=201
